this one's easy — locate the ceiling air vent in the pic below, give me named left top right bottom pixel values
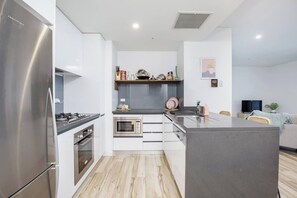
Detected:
left=174, top=12, right=211, bottom=29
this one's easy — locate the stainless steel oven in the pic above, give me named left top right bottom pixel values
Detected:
left=74, top=125, right=94, bottom=185
left=114, top=117, right=142, bottom=137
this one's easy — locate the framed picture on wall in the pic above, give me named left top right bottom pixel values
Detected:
left=201, top=58, right=216, bottom=79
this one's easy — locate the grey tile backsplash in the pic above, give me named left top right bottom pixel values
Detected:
left=55, top=74, right=64, bottom=114
left=118, top=83, right=183, bottom=109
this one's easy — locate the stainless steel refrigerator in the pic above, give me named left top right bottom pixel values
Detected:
left=0, top=0, right=58, bottom=197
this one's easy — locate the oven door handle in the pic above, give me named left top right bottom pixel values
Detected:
left=77, top=136, right=92, bottom=146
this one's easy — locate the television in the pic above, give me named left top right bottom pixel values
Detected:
left=241, top=100, right=262, bottom=113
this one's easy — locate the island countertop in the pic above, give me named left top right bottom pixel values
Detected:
left=165, top=110, right=279, bottom=133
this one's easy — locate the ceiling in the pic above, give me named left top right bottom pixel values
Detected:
left=222, top=0, right=297, bottom=67
left=57, top=0, right=297, bottom=67
left=57, top=0, right=244, bottom=51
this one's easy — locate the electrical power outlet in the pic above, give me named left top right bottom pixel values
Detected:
left=219, top=80, right=223, bottom=87
left=120, top=98, right=126, bottom=102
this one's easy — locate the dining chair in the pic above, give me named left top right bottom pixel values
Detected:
left=219, top=111, right=231, bottom=116
left=247, top=115, right=271, bottom=124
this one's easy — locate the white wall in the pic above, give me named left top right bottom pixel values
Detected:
left=183, top=28, right=233, bottom=113
left=21, top=0, right=55, bottom=25
left=117, top=51, right=177, bottom=77
left=177, top=45, right=184, bottom=80
left=233, top=60, right=297, bottom=114
left=232, top=67, right=272, bottom=115
left=271, top=61, right=297, bottom=113
left=64, top=34, right=105, bottom=113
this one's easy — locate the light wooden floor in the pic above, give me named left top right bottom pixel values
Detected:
left=279, top=151, right=297, bottom=197
left=74, top=151, right=297, bottom=198
left=74, top=154, right=181, bottom=198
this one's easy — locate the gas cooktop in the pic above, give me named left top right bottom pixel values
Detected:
left=55, top=113, right=90, bottom=123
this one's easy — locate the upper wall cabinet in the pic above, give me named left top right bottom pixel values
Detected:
left=21, top=0, right=55, bottom=25
left=55, top=8, right=83, bottom=76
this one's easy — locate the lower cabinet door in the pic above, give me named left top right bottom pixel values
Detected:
left=113, top=138, right=143, bottom=150
left=142, top=142, right=163, bottom=150
left=172, top=141, right=186, bottom=198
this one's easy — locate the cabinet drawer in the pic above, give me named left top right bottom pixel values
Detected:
left=143, top=115, right=162, bottom=123
left=113, top=138, right=143, bottom=150
left=142, top=142, right=163, bottom=150
left=143, top=133, right=163, bottom=141
left=143, top=124, right=162, bottom=132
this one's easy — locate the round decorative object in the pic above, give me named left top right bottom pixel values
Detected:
left=137, top=69, right=148, bottom=76
left=169, top=97, right=179, bottom=109
left=137, top=76, right=150, bottom=80
left=150, top=75, right=156, bottom=80
left=156, top=74, right=166, bottom=80
left=136, top=69, right=150, bottom=79
left=166, top=99, right=176, bottom=110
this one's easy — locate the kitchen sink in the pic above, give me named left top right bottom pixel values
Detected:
left=172, top=110, right=197, bottom=116
left=175, top=115, right=200, bottom=118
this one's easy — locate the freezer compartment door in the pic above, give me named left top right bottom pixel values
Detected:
left=11, top=165, right=57, bottom=198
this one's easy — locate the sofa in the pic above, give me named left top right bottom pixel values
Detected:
left=280, top=114, right=297, bottom=149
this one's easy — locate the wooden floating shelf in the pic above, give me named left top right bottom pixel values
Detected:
left=115, top=80, right=182, bottom=83
left=114, top=80, right=183, bottom=90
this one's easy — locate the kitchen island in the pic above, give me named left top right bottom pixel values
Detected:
left=164, top=111, right=279, bottom=198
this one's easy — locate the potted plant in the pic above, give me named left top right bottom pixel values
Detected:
left=265, top=103, right=279, bottom=113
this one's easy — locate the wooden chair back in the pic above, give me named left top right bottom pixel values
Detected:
left=219, top=111, right=231, bottom=116
left=247, top=115, right=271, bottom=124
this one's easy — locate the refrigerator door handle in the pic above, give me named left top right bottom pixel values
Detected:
left=50, top=164, right=59, bottom=198
left=47, top=88, right=59, bottom=165
left=47, top=88, right=59, bottom=197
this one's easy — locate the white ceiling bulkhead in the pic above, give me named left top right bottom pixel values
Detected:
left=57, top=0, right=244, bottom=51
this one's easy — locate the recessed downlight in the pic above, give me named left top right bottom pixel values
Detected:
left=255, top=34, right=263, bottom=40
left=132, top=23, right=140, bottom=29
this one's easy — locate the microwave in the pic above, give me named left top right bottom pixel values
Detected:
left=114, top=117, right=142, bottom=137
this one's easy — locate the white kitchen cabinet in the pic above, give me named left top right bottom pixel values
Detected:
left=142, top=115, right=163, bottom=150
left=94, top=117, right=104, bottom=162
left=143, top=115, right=163, bottom=123
left=55, top=8, right=83, bottom=76
left=171, top=124, right=186, bottom=198
left=163, top=115, right=185, bottom=197
left=57, top=126, right=74, bottom=198
left=163, top=115, right=173, bottom=164
left=143, top=142, right=163, bottom=150
left=143, top=133, right=163, bottom=141
left=98, top=115, right=105, bottom=157
left=21, top=0, right=55, bottom=25
left=57, top=119, right=102, bottom=198
left=143, top=124, right=163, bottom=132
left=113, top=137, right=143, bottom=150
left=112, top=114, right=163, bottom=151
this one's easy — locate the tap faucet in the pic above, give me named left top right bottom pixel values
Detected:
left=196, top=101, right=200, bottom=114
